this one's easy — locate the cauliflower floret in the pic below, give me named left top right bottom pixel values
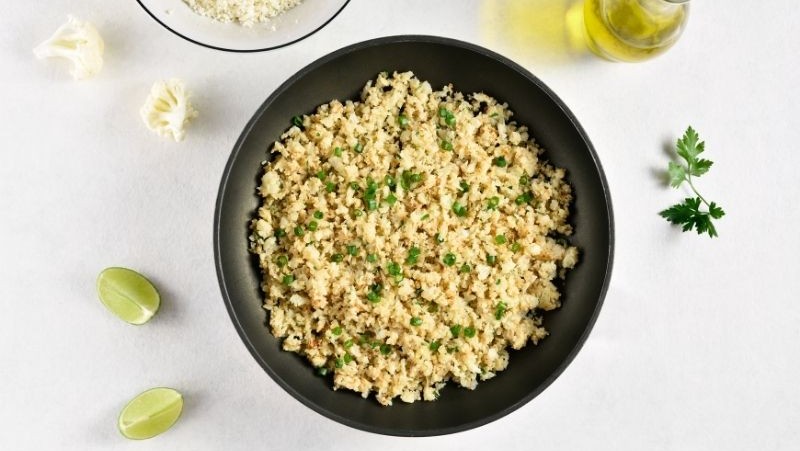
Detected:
left=140, top=79, right=198, bottom=142
left=33, top=16, right=104, bottom=80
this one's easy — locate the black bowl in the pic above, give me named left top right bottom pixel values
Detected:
left=214, top=35, right=614, bottom=436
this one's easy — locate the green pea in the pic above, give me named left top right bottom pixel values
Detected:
left=330, top=253, right=344, bottom=263
left=294, top=226, right=304, bottom=237
left=511, top=242, right=522, bottom=253
left=429, top=340, right=442, bottom=352
left=291, top=116, right=303, bottom=128
left=440, top=140, right=453, bottom=151
left=334, top=358, right=344, bottom=369
left=443, top=253, right=456, bottom=266
left=353, top=142, right=364, bottom=153
left=344, top=339, right=354, bottom=349
left=450, top=324, right=462, bottom=337
left=316, top=170, right=327, bottom=180
left=487, top=196, right=500, bottom=210
left=343, top=353, right=354, bottom=364
left=452, top=201, right=467, bottom=217
left=495, top=234, right=507, bottom=245
left=276, top=255, right=288, bottom=267
left=435, top=233, right=445, bottom=244
left=366, top=291, right=381, bottom=303
left=493, top=156, right=508, bottom=167
left=380, top=344, right=392, bottom=355
left=387, top=262, right=402, bottom=276
left=464, top=326, right=476, bottom=338
left=313, top=211, right=324, bottom=220
left=367, top=253, right=378, bottom=263
left=282, top=274, right=295, bottom=285
left=385, top=193, right=398, bottom=206
left=333, top=147, right=343, bottom=157
left=459, top=263, right=471, bottom=273
left=325, top=182, right=337, bottom=193
left=332, top=326, right=343, bottom=336
left=410, top=317, right=422, bottom=326
left=347, top=245, right=359, bottom=256
left=316, top=367, right=328, bottom=376
left=307, top=221, right=318, bottom=232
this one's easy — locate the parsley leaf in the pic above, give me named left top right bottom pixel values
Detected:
left=659, top=127, right=725, bottom=238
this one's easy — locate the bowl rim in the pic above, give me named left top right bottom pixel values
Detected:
left=135, top=0, right=351, bottom=53
left=214, top=34, right=615, bottom=436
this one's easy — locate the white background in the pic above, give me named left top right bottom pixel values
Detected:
left=2, top=1, right=799, bottom=449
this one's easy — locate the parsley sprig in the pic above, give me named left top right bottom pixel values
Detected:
left=659, top=126, right=725, bottom=238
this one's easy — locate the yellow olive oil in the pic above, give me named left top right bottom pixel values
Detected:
left=584, top=0, right=689, bottom=62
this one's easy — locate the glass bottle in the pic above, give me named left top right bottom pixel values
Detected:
left=583, top=0, right=690, bottom=62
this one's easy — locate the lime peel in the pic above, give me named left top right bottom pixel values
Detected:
left=118, top=387, right=183, bottom=440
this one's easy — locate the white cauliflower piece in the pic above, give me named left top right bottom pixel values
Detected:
left=33, top=16, right=104, bottom=80
left=140, top=79, right=198, bottom=142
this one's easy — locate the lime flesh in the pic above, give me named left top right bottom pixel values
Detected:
left=96, top=267, right=160, bottom=325
left=118, top=387, right=183, bottom=440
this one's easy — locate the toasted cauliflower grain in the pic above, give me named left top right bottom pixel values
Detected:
left=249, top=72, right=579, bottom=406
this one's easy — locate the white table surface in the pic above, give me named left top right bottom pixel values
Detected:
left=2, top=1, right=799, bottom=449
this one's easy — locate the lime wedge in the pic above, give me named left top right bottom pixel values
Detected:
left=118, top=387, right=183, bottom=440
left=96, top=267, right=160, bottom=325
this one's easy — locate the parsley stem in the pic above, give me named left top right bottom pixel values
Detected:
left=686, top=175, right=711, bottom=209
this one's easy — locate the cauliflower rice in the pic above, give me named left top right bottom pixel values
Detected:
left=182, top=0, right=302, bottom=26
left=249, top=71, right=579, bottom=405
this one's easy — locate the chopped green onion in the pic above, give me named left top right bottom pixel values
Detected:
left=463, top=326, right=476, bottom=338
left=519, top=173, right=530, bottom=186
left=384, top=175, right=396, bottom=189
left=421, top=213, right=430, bottom=221
left=438, top=107, right=448, bottom=118
left=325, top=182, right=337, bottom=193
left=313, top=211, right=324, bottom=220
left=443, top=253, right=456, bottom=266
left=429, top=340, right=442, bottom=352
left=349, top=182, right=360, bottom=191
left=343, top=353, right=353, bottom=364
left=333, top=147, right=343, bottom=157
left=276, top=255, right=288, bottom=267
left=353, top=209, right=363, bottom=218
left=495, top=302, right=507, bottom=320
left=511, top=242, right=522, bottom=253
left=397, top=114, right=409, bottom=128
left=353, top=142, right=364, bottom=153
left=459, top=180, right=470, bottom=195
left=332, top=326, right=343, bottom=336
left=274, top=228, right=286, bottom=239
left=435, top=233, right=445, bottom=244
left=487, top=196, right=500, bottom=210
left=450, top=324, right=462, bottom=337
left=344, top=339, right=354, bottom=349
left=330, top=253, right=344, bottom=263
left=334, top=358, right=344, bottom=369
left=493, top=156, right=508, bottom=167
left=445, top=114, right=456, bottom=127
left=486, top=254, right=497, bottom=266
left=316, top=367, right=328, bottom=376
left=452, top=201, right=467, bottom=217
left=496, top=279, right=501, bottom=285
left=440, top=140, right=453, bottom=151
left=410, top=317, right=422, bottom=326
left=282, top=274, right=295, bottom=285
left=494, top=234, right=507, bottom=245
left=392, top=273, right=404, bottom=284
left=307, top=221, right=318, bottom=231
left=385, top=193, right=398, bottom=206
left=371, top=283, right=384, bottom=294
left=291, top=116, right=303, bottom=128
left=367, top=253, right=378, bottom=263
left=294, top=226, right=304, bottom=237
left=459, top=263, right=471, bottom=273
left=380, top=344, right=392, bottom=355
left=316, top=170, right=327, bottom=180
left=347, top=245, right=359, bottom=256
left=366, top=198, right=378, bottom=211
left=427, top=303, right=439, bottom=313
left=366, top=291, right=381, bottom=303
